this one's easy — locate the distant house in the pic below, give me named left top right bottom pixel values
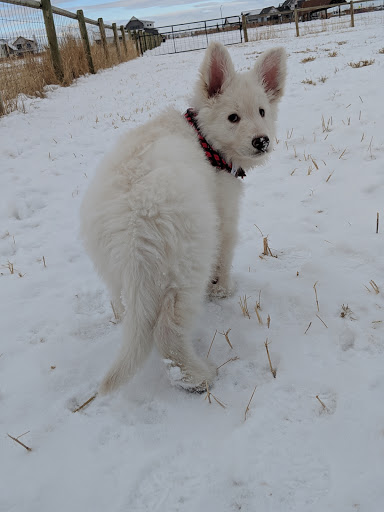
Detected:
left=279, top=0, right=300, bottom=10
left=243, top=9, right=264, bottom=23
left=125, top=17, right=158, bottom=35
left=0, top=39, right=12, bottom=58
left=259, top=6, right=281, bottom=22
left=243, top=6, right=281, bottom=24
left=12, top=36, right=38, bottom=56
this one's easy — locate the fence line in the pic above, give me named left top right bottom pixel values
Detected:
left=239, top=0, right=383, bottom=43
left=1, top=0, right=383, bottom=115
left=0, top=0, right=164, bottom=115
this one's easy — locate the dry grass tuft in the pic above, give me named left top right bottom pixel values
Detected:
left=340, top=304, right=356, bottom=320
left=337, top=40, right=347, bottom=45
left=262, top=237, right=276, bottom=257
left=7, top=431, right=32, bottom=452
left=348, top=59, right=375, bottom=69
left=302, top=78, right=316, bottom=86
left=369, top=280, right=380, bottom=294
left=0, top=34, right=137, bottom=116
left=239, top=296, right=251, bottom=319
left=379, top=48, right=384, bottom=54
left=328, top=50, right=338, bottom=57
left=318, top=75, right=328, bottom=83
left=219, top=329, right=233, bottom=349
left=205, top=381, right=226, bottom=408
left=301, top=56, right=316, bottom=63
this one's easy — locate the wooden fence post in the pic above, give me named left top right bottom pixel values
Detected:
left=133, top=31, right=140, bottom=56
left=350, top=1, right=355, bottom=27
left=294, top=9, right=300, bottom=37
left=77, top=10, right=95, bottom=74
left=41, top=0, right=64, bottom=81
left=112, top=23, right=121, bottom=61
left=98, top=18, right=109, bottom=62
left=0, top=92, right=5, bottom=116
left=242, top=14, right=248, bottom=43
left=120, top=26, right=128, bottom=56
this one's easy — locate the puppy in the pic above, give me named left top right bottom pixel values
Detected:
left=80, top=42, right=286, bottom=393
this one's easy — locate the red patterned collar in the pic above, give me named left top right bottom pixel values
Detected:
left=184, top=109, right=246, bottom=179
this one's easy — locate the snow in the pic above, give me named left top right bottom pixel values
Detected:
left=1, top=13, right=384, bottom=512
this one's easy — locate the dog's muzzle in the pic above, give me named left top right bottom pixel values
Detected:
left=252, top=136, right=270, bottom=153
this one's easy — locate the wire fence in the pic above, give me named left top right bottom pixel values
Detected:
left=144, top=16, right=243, bottom=56
left=0, top=0, right=138, bottom=115
left=1, top=0, right=383, bottom=115
left=245, top=0, right=384, bottom=42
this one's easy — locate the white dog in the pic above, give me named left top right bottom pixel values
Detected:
left=80, top=42, right=286, bottom=393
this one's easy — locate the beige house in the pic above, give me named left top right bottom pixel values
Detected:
left=13, top=36, right=38, bottom=56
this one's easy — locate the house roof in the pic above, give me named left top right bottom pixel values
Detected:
left=244, top=9, right=263, bottom=15
left=128, top=16, right=154, bottom=23
left=260, top=6, right=279, bottom=15
left=300, top=0, right=344, bottom=8
left=13, top=36, right=34, bottom=44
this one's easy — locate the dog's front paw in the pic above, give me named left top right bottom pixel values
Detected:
left=207, top=277, right=235, bottom=299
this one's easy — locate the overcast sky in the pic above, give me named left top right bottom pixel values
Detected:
left=53, top=0, right=275, bottom=27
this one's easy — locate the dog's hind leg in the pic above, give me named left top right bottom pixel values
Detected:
left=153, top=289, right=217, bottom=392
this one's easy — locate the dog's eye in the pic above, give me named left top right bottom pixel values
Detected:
left=259, top=108, right=265, bottom=118
left=228, top=114, right=240, bottom=123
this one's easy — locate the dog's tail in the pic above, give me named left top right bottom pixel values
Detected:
left=99, top=251, right=161, bottom=395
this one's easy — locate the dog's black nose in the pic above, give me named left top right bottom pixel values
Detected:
left=252, top=136, right=269, bottom=152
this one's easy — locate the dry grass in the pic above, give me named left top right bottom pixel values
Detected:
left=7, top=432, right=32, bottom=452
left=328, top=50, right=338, bottom=57
left=262, top=237, right=276, bottom=257
left=249, top=25, right=279, bottom=42
left=205, top=381, right=226, bottom=408
left=0, top=34, right=137, bottom=116
left=239, top=296, right=251, bottom=319
left=264, top=339, right=276, bottom=378
left=348, top=59, right=375, bottom=68
left=313, top=281, right=320, bottom=312
left=337, top=40, right=347, bottom=45
left=244, top=385, right=257, bottom=421
left=302, top=78, right=316, bottom=86
left=318, top=75, right=328, bottom=83
left=219, top=329, right=233, bottom=349
left=301, top=56, right=316, bottom=63
left=316, top=395, right=327, bottom=410
left=379, top=48, right=384, bottom=54
left=72, top=394, right=97, bottom=413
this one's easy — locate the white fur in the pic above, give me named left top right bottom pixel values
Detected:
left=80, top=43, right=287, bottom=394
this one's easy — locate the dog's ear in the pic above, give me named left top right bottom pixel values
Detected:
left=199, top=42, right=235, bottom=98
left=254, top=47, right=287, bottom=103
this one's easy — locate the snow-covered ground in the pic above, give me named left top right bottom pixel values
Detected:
left=1, top=13, right=384, bottom=512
